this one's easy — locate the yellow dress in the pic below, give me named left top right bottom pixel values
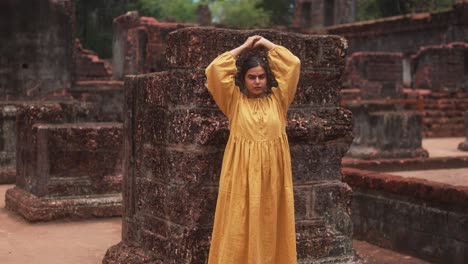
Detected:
left=205, top=46, right=301, bottom=264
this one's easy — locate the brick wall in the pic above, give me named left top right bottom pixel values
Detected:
left=343, top=52, right=404, bottom=99
left=323, top=2, right=468, bottom=54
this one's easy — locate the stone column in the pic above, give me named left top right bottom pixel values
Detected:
left=458, top=111, right=468, bottom=151
left=0, top=104, right=18, bottom=183
left=103, top=28, right=355, bottom=263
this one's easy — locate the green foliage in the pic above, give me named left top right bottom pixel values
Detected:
left=357, top=0, right=454, bottom=21
left=211, top=0, right=271, bottom=28
left=258, top=0, right=295, bottom=25
left=75, top=0, right=129, bottom=58
left=129, top=0, right=198, bottom=22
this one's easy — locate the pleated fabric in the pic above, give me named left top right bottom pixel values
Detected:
left=205, top=46, right=301, bottom=264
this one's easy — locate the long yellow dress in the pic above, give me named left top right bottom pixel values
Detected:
left=205, top=46, right=301, bottom=264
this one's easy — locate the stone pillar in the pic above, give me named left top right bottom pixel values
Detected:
left=5, top=103, right=123, bottom=221
left=0, top=104, right=17, bottom=183
left=103, top=28, right=355, bottom=263
left=458, top=111, right=468, bottom=151
left=346, top=102, right=429, bottom=159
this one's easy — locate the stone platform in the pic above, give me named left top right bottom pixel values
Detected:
left=345, top=102, right=428, bottom=159
left=5, top=104, right=123, bottom=221
left=342, top=156, right=468, bottom=263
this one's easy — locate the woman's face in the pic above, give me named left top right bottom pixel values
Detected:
left=244, top=65, right=267, bottom=98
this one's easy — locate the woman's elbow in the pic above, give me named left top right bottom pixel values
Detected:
left=293, top=56, right=301, bottom=69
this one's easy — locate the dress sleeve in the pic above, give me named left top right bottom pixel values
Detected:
left=205, top=52, right=241, bottom=118
left=268, top=45, right=301, bottom=111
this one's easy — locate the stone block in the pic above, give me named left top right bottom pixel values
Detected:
left=15, top=102, right=97, bottom=191
left=166, top=27, right=347, bottom=71
left=346, top=102, right=428, bottom=159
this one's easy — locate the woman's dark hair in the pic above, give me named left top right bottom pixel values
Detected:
left=235, top=50, right=277, bottom=95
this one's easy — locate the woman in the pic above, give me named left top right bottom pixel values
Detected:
left=205, top=35, right=301, bottom=264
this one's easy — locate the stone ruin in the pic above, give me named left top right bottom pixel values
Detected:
left=112, top=11, right=197, bottom=80
left=293, top=0, right=356, bottom=28
left=321, top=3, right=468, bottom=139
left=103, top=27, right=356, bottom=263
left=411, top=42, right=468, bottom=137
left=342, top=157, right=468, bottom=263
left=0, top=0, right=124, bottom=221
left=341, top=52, right=428, bottom=159
left=5, top=103, right=123, bottom=221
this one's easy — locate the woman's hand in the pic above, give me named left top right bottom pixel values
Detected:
left=253, top=37, right=276, bottom=51
left=229, top=36, right=276, bottom=57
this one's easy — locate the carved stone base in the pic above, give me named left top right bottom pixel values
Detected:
left=0, top=169, right=15, bottom=184
left=5, top=187, right=122, bottom=222
left=102, top=241, right=359, bottom=264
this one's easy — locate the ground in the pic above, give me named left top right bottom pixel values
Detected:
left=1, top=137, right=466, bottom=264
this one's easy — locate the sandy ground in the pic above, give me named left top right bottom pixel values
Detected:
left=2, top=137, right=466, bottom=263
left=423, top=137, right=467, bottom=157
left=0, top=184, right=121, bottom=264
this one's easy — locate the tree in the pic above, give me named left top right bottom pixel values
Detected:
left=258, top=0, right=295, bottom=25
left=129, top=0, right=198, bottom=22
left=210, top=0, right=271, bottom=28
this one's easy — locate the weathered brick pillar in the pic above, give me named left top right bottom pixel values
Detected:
left=5, top=103, right=123, bottom=221
left=458, top=111, right=468, bottom=151
left=103, top=28, right=355, bottom=263
left=346, top=103, right=428, bottom=159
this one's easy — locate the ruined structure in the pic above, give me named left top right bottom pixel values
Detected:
left=324, top=2, right=468, bottom=54
left=5, top=103, right=123, bottom=221
left=103, top=27, right=356, bottom=263
left=343, top=52, right=405, bottom=99
left=74, top=39, right=112, bottom=81
left=342, top=157, right=468, bottom=263
left=112, top=11, right=197, bottom=80
left=341, top=41, right=468, bottom=138
left=341, top=52, right=428, bottom=159
left=0, top=0, right=125, bottom=221
left=0, top=0, right=125, bottom=185
left=319, top=2, right=468, bottom=138
left=293, top=0, right=356, bottom=28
